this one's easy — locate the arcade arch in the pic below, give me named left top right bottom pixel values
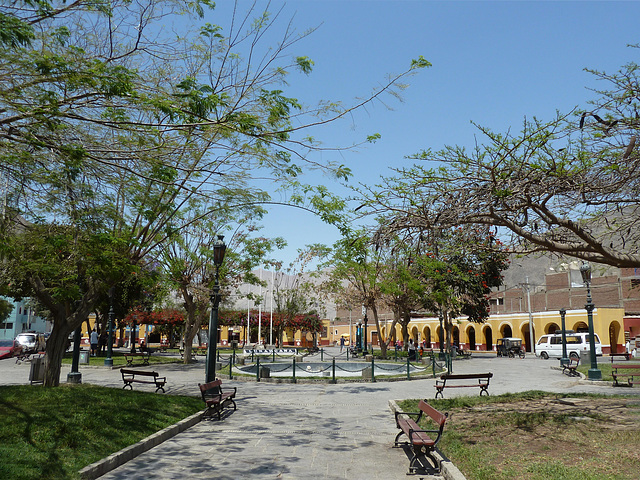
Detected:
left=483, top=325, right=493, bottom=351
left=499, top=323, right=513, bottom=338
left=466, top=325, right=477, bottom=350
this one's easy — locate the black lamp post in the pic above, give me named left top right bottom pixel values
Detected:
left=438, top=310, right=445, bottom=360
left=362, top=313, right=368, bottom=355
left=206, top=235, right=227, bottom=383
left=130, top=313, right=137, bottom=353
left=105, top=287, right=115, bottom=367
left=559, top=308, right=569, bottom=366
left=67, top=325, right=83, bottom=383
left=580, top=262, right=602, bottom=380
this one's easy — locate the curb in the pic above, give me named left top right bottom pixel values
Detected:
left=388, top=400, right=466, bottom=480
left=78, top=410, right=204, bottom=479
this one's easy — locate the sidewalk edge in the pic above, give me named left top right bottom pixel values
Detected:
left=78, top=410, right=204, bottom=479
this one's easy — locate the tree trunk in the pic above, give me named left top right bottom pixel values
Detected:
left=370, top=302, right=389, bottom=358
left=444, top=310, right=453, bottom=352
left=44, top=319, right=71, bottom=387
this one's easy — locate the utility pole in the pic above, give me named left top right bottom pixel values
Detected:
left=525, top=277, right=535, bottom=352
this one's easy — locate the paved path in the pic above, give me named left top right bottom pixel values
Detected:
left=2, top=350, right=638, bottom=479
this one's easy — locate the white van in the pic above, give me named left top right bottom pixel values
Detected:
left=535, top=332, right=602, bottom=360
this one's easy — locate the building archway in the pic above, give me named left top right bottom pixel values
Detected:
left=422, top=326, right=432, bottom=348
left=467, top=326, right=476, bottom=350
left=520, top=323, right=533, bottom=352
left=500, top=324, right=513, bottom=338
left=410, top=326, right=419, bottom=343
left=609, top=321, right=622, bottom=354
left=483, top=326, right=493, bottom=351
left=545, top=323, right=560, bottom=334
left=574, top=322, right=588, bottom=333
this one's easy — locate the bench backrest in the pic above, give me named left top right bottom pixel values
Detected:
left=199, top=379, right=222, bottom=400
left=120, top=369, right=157, bottom=377
left=441, top=372, right=493, bottom=380
left=612, top=363, right=640, bottom=370
left=418, top=399, right=447, bottom=427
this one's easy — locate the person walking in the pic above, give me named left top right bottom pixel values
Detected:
left=408, top=339, right=416, bottom=361
left=340, top=336, right=345, bottom=352
left=90, top=329, right=99, bottom=357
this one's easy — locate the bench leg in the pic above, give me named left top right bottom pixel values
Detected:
left=434, top=387, right=444, bottom=399
left=394, top=430, right=406, bottom=447
left=155, top=385, right=165, bottom=393
left=123, top=383, right=133, bottom=390
left=480, top=386, right=490, bottom=396
left=408, top=447, right=440, bottom=474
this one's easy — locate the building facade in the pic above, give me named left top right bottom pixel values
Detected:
left=328, top=267, right=640, bottom=355
left=0, top=296, right=49, bottom=341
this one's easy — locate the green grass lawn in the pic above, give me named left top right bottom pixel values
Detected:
left=0, top=384, right=203, bottom=480
left=398, top=391, right=640, bottom=480
left=60, top=350, right=183, bottom=367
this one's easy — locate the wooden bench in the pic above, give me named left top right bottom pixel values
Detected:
left=199, top=379, right=237, bottom=420
left=611, top=363, right=640, bottom=387
left=179, top=347, right=197, bottom=361
left=610, top=353, right=632, bottom=362
left=435, top=372, right=493, bottom=398
left=120, top=369, right=166, bottom=393
left=456, top=348, right=472, bottom=358
left=562, top=357, right=580, bottom=377
left=123, top=351, right=151, bottom=366
left=394, top=399, right=448, bottom=474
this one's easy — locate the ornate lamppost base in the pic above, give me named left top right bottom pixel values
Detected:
left=588, top=368, right=602, bottom=381
left=67, top=372, right=82, bottom=384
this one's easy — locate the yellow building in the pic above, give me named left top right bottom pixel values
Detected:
left=329, top=307, right=625, bottom=355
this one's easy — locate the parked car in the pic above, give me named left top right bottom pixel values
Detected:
left=15, top=332, right=46, bottom=353
left=496, top=337, right=526, bottom=358
left=0, top=339, right=23, bottom=359
left=535, top=331, right=602, bottom=359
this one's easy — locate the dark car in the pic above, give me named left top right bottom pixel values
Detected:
left=496, top=337, right=525, bottom=358
left=0, top=339, right=23, bottom=360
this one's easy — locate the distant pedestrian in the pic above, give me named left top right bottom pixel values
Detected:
left=90, top=329, right=99, bottom=357
left=98, top=331, right=107, bottom=354
left=408, top=339, right=416, bottom=361
left=340, top=336, right=345, bottom=352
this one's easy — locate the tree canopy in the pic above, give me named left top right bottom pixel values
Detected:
left=0, top=0, right=428, bottom=385
left=357, top=52, right=640, bottom=268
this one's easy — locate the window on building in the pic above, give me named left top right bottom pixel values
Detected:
left=0, top=322, right=13, bottom=329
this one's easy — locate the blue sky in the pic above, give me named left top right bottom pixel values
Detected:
left=209, top=1, right=639, bottom=268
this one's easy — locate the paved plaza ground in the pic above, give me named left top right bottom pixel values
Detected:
left=2, top=348, right=639, bottom=479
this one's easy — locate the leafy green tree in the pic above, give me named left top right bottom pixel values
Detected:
left=411, top=227, right=510, bottom=350
left=163, top=208, right=285, bottom=363
left=0, top=1, right=428, bottom=386
left=324, top=233, right=398, bottom=358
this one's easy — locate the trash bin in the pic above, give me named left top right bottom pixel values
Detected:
left=29, top=356, right=45, bottom=385
left=579, top=349, right=592, bottom=365
left=79, top=350, right=90, bottom=364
